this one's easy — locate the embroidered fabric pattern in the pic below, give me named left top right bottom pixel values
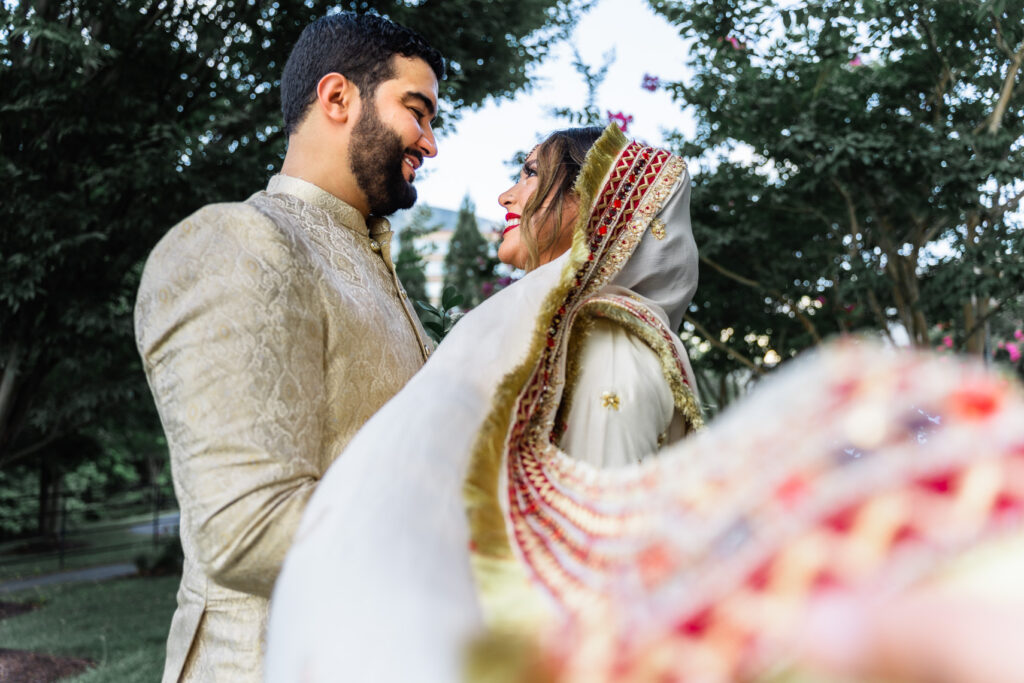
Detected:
left=536, top=341, right=1024, bottom=682
left=464, top=125, right=1024, bottom=682
left=464, top=126, right=697, bottom=628
left=502, top=292, right=703, bottom=613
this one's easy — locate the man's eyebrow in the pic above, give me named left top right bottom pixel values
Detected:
left=403, top=91, right=436, bottom=118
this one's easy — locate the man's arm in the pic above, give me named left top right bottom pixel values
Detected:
left=136, top=203, right=324, bottom=597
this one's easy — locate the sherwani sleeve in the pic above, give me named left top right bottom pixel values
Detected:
left=560, top=320, right=674, bottom=467
left=136, top=203, right=324, bottom=597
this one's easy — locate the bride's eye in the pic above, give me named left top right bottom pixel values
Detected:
left=523, top=164, right=538, bottom=178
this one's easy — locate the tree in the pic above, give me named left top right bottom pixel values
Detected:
left=443, top=195, right=497, bottom=308
left=647, top=0, right=1024, bottom=400
left=0, top=0, right=594, bottom=519
left=395, top=205, right=438, bottom=305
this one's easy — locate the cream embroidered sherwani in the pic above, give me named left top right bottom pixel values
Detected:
left=135, top=175, right=432, bottom=683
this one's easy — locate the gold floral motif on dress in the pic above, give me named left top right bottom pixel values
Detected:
left=650, top=217, right=667, bottom=240
left=600, top=391, right=621, bottom=410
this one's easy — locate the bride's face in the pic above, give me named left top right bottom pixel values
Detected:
left=497, top=148, right=576, bottom=270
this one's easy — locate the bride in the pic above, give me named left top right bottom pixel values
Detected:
left=266, top=124, right=1024, bottom=682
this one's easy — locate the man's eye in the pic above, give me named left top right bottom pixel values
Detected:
left=410, top=107, right=425, bottom=119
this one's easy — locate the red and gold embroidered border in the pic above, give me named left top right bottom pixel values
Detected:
left=464, top=123, right=693, bottom=630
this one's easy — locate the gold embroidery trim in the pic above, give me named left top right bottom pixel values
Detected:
left=553, top=313, right=598, bottom=442
left=462, top=125, right=696, bottom=633
left=462, top=125, right=630, bottom=631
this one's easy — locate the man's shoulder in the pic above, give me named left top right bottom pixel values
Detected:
left=170, top=199, right=276, bottom=242
left=139, top=198, right=303, bottom=292
left=148, top=200, right=287, bottom=261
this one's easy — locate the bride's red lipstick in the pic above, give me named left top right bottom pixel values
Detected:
left=503, top=212, right=521, bottom=237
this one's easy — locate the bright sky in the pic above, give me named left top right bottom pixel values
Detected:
left=413, top=0, right=697, bottom=222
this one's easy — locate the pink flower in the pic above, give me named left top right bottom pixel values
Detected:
left=815, top=295, right=826, bottom=305
left=942, top=335, right=953, bottom=349
left=607, top=111, right=634, bottom=132
left=1008, top=343, right=1021, bottom=363
left=725, top=35, right=745, bottom=50
left=848, top=55, right=863, bottom=67
left=1015, top=329, right=1023, bottom=340
left=641, top=74, right=660, bottom=92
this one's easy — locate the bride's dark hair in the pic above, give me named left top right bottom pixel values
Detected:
left=520, top=126, right=603, bottom=270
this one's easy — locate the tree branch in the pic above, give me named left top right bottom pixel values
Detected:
left=961, top=297, right=1006, bottom=350
left=684, top=314, right=764, bottom=376
left=916, top=13, right=952, bottom=121
left=0, top=430, right=63, bottom=470
left=985, top=185, right=1024, bottom=225
left=921, top=216, right=950, bottom=246
left=699, top=255, right=823, bottom=343
left=992, top=14, right=1015, bottom=58
left=986, top=17, right=1024, bottom=135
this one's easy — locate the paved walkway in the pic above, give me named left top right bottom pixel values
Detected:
left=0, top=563, right=137, bottom=595
left=129, top=511, right=180, bottom=536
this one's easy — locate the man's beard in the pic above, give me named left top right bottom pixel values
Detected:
left=350, top=101, right=418, bottom=217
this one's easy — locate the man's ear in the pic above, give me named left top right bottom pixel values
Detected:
left=315, top=72, right=359, bottom=124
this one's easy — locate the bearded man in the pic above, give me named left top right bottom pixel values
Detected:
left=134, top=13, right=442, bottom=682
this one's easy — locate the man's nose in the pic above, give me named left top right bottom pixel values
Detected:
left=418, top=126, right=437, bottom=158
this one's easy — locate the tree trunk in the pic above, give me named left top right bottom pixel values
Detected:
left=0, top=345, right=20, bottom=454
left=965, top=297, right=989, bottom=356
left=37, top=460, right=62, bottom=538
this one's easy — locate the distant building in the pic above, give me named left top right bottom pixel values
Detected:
left=388, top=204, right=503, bottom=304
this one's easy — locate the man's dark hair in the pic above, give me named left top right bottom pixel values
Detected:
left=281, top=12, right=444, bottom=136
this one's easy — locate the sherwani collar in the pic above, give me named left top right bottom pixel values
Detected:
left=265, top=174, right=392, bottom=238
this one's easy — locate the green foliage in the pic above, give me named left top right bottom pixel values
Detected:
left=649, top=0, right=1024, bottom=393
left=395, top=205, right=438, bottom=305
left=443, top=195, right=498, bottom=308
left=0, top=466, right=37, bottom=536
left=135, top=535, right=184, bottom=577
left=549, top=46, right=615, bottom=126
left=416, top=286, right=464, bottom=343
left=0, top=0, right=594, bottom=482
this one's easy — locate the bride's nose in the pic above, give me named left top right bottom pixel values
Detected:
left=498, top=186, right=515, bottom=209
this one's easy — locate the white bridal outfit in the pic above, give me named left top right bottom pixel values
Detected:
left=267, top=126, right=1024, bottom=682
left=265, top=125, right=701, bottom=681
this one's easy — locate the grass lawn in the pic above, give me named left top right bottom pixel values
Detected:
left=0, top=574, right=178, bottom=682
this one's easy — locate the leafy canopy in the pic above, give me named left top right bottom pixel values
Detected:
left=649, top=0, right=1023, bottom=394
left=0, top=0, right=593, bottom=468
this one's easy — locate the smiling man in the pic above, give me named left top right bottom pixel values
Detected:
left=134, top=13, right=443, bottom=683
